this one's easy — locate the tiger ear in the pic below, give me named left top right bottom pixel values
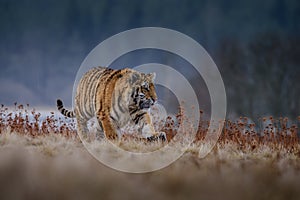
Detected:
left=148, top=72, right=156, bottom=81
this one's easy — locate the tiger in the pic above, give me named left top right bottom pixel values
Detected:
left=57, top=66, right=166, bottom=141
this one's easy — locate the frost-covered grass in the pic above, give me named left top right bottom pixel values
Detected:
left=0, top=104, right=300, bottom=199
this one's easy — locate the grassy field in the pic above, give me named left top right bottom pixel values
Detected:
left=0, top=105, right=300, bottom=200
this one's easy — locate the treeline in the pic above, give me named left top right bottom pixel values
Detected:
left=215, top=32, right=300, bottom=118
left=0, top=0, right=299, bottom=118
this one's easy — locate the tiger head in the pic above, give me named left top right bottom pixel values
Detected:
left=130, top=72, right=157, bottom=110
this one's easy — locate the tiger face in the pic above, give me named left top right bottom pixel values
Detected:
left=131, top=73, right=157, bottom=110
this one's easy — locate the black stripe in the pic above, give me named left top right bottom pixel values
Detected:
left=129, top=107, right=139, bottom=115
left=106, top=69, right=122, bottom=82
left=67, top=112, right=72, bottom=118
left=62, top=108, right=67, bottom=115
left=57, top=99, right=74, bottom=118
left=88, top=69, right=103, bottom=114
left=133, top=112, right=146, bottom=124
left=112, top=106, right=120, bottom=120
left=81, top=71, right=90, bottom=116
left=96, top=68, right=112, bottom=113
left=87, top=69, right=101, bottom=95
left=99, top=100, right=102, bottom=112
left=133, top=87, right=140, bottom=104
left=94, top=79, right=102, bottom=111
left=85, top=69, right=99, bottom=115
left=86, top=68, right=100, bottom=103
left=57, top=99, right=63, bottom=107
left=110, top=115, right=116, bottom=121
left=60, top=108, right=72, bottom=117
left=102, top=68, right=114, bottom=76
left=102, top=69, right=123, bottom=111
left=131, top=90, right=135, bottom=99
left=100, top=68, right=114, bottom=82
left=133, top=97, right=138, bottom=105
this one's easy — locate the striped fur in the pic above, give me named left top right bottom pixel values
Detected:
left=57, top=99, right=74, bottom=118
left=57, top=66, right=165, bottom=140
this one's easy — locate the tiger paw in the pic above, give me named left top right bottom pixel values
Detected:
left=147, top=132, right=167, bottom=142
left=158, top=132, right=167, bottom=142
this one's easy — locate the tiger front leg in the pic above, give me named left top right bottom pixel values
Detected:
left=137, top=112, right=167, bottom=142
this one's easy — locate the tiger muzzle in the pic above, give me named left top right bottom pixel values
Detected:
left=140, top=99, right=155, bottom=109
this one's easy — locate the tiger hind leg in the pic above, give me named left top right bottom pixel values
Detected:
left=95, top=121, right=105, bottom=140
left=76, top=117, right=89, bottom=139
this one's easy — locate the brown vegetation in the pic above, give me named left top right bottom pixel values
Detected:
left=0, top=103, right=77, bottom=139
left=0, top=104, right=300, bottom=200
left=1, top=104, right=298, bottom=152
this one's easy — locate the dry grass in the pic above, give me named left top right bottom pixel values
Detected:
left=0, top=104, right=300, bottom=200
left=0, top=103, right=77, bottom=139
